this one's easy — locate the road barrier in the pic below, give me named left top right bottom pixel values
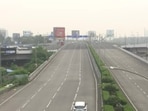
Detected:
left=28, top=45, right=65, bottom=81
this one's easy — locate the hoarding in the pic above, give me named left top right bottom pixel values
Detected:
left=54, top=27, right=65, bottom=39
left=106, top=30, right=114, bottom=37
left=72, top=30, right=80, bottom=38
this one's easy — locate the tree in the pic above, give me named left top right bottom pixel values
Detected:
left=104, top=84, right=118, bottom=95
left=0, top=33, right=5, bottom=44
left=107, top=96, right=121, bottom=107
left=3, top=37, right=14, bottom=46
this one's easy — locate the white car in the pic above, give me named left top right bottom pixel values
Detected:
left=73, top=101, right=87, bottom=111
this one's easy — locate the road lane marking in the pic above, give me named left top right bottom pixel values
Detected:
left=74, top=94, right=77, bottom=101
left=61, top=82, right=64, bottom=86
left=129, top=77, right=132, bottom=80
left=38, top=87, right=43, bottom=92
left=44, top=83, right=47, bottom=86
left=143, top=91, right=146, bottom=95
left=64, top=78, right=67, bottom=81
left=22, top=100, right=30, bottom=108
left=76, top=87, right=79, bottom=93
left=52, top=93, right=57, bottom=99
left=46, top=100, right=52, bottom=108
left=0, top=82, right=32, bottom=106
left=57, top=87, right=61, bottom=92
left=48, top=78, right=51, bottom=82
left=31, top=93, right=37, bottom=99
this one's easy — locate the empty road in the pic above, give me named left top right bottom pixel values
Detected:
left=93, top=41, right=148, bottom=111
left=0, top=41, right=97, bottom=111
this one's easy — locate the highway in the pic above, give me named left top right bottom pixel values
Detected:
left=0, top=41, right=97, bottom=111
left=93, top=41, right=148, bottom=111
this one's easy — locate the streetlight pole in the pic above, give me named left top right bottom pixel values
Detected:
left=109, top=66, right=148, bottom=81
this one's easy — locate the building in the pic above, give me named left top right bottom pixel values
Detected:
left=23, top=31, right=33, bottom=37
left=0, top=29, right=7, bottom=38
left=0, top=29, right=7, bottom=44
left=12, top=33, right=21, bottom=44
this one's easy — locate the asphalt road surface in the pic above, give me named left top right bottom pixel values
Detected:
left=0, top=41, right=97, bottom=111
left=93, top=41, right=148, bottom=111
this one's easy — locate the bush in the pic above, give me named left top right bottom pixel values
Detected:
left=106, top=96, right=121, bottom=107
left=124, top=104, right=135, bottom=111
left=103, top=91, right=110, bottom=102
left=101, top=69, right=110, bottom=76
left=10, top=68, right=28, bottom=75
left=103, top=84, right=118, bottom=95
left=104, top=105, right=114, bottom=111
left=102, top=77, right=114, bottom=83
left=13, top=74, right=28, bottom=85
left=24, top=62, right=36, bottom=73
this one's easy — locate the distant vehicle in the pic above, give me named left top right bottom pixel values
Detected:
left=73, top=101, right=87, bottom=111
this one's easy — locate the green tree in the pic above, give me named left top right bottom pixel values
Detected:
left=3, top=37, right=14, bottom=45
left=102, top=77, right=114, bottom=83
left=104, top=84, right=118, bottom=95
left=20, top=36, right=34, bottom=44
left=10, top=67, right=28, bottom=75
left=0, top=67, right=7, bottom=84
left=107, top=96, right=121, bottom=107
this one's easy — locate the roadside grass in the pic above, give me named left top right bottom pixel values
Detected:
left=0, top=87, right=7, bottom=91
left=103, top=91, right=110, bottom=101
left=89, top=44, right=135, bottom=111
left=104, top=105, right=114, bottom=111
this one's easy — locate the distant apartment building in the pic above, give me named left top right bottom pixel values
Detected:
left=0, top=29, right=7, bottom=44
left=13, top=33, right=20, bottom=44
left=23, top=31, right=33, bottom=37
left=0, top=29, right=7, bottom=38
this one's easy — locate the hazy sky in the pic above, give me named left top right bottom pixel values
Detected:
left=0, top=0, right=148, bottom=37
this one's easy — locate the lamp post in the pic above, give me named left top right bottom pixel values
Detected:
left=109, top=66, right=148, bottom=81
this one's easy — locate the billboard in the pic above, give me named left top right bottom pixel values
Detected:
left=72, top=30, right=80, bottom=38
left=106, top=30, right=114, bottom=37
left=54, top=27, right=65, bottom=39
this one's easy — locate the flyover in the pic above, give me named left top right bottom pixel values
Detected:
left=0, top=41, right=97, bottom=111
left=92, top=41, right=148, bottom=111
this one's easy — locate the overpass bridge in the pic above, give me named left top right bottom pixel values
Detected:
left=1, top=47, right=32, bottom=61
left=122, top=43, right=148, bottom=60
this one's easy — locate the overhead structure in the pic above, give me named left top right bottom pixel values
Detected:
left=106, top=29, right=114, bottom=37
left=72, top=30, right=80, bottom=39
